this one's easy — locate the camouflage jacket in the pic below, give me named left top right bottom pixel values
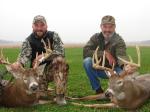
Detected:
left=18, top=31, right=64, bottom=66
left=83, top=32, right=129, bottom=67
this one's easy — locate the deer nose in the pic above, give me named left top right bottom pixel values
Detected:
left=105, top=91, right=111, bottom=97
left=30, top=84, right=38, bottom=91
left=105, top=89, right=114, bottom=98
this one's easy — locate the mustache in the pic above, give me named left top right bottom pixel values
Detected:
left=36, top=30, right=44, bottom=33
left=103, top=31, right=112, bottom=34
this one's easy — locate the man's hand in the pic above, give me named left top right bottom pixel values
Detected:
left=105, top=51, right=116, bottom=66
left=11, top=62, right=22, bottom=70
left=124, top=64, right=137, bottom=74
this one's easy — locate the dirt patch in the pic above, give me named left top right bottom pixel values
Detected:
left=0, top=43, right=85, bottom=48
left=0, top=44, right=21, bottom=48
left=64, top=43, right=85, bottom=48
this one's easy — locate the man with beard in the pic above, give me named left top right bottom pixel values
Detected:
left=11, top=15, right=64, bottom=97
left=83, top=15, right=129, bottom=94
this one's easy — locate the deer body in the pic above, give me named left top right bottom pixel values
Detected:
left=106, top=74, right=150, bottom=109
left=71, top=74, right=150, bottom=110
left=0, top=59, right=45, bottom=107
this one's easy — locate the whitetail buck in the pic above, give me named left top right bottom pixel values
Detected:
left=71, top=46, right=150, bottom=110
left=0, top=39, right=69, bottom=106
left=0, top=50, right=46, bottom=107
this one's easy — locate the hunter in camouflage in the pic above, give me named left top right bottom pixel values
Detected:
left=18, top=31, right=64, bottom=66
left=11, top=15, right=65, bottom=98
left=83, top=15, right=129, bottom=94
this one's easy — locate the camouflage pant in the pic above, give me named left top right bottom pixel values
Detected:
left=38, top=55, right=68, bottom=96
left=38, top=62, right=53, bottom=92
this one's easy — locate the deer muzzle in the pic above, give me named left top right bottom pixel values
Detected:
left=105, top=88, right=115, bottom=98
left=29, top=82, right=39, bottom=92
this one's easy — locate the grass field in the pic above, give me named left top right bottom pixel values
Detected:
left=0, top=47, right=150, bottom=112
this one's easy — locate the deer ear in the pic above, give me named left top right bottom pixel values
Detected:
left=36, top=64, right=46, bottom=76
left=5, top=65, right=24, bottom=79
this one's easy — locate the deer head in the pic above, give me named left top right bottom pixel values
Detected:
left=92, top=46, right=141, bottom=101
left=0, top=49, right=45, bottom=94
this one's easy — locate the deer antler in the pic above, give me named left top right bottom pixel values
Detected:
left=92, top=47, right=115, bottom=77
left=0, top=49, right=11, bottom=65
left=118, top=45, right=140, bottom=67
left=33, top=52, right=41, bottom=69
left=40, top=39, right=53, bottom=62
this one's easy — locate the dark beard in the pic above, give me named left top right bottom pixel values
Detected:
left=34, top=31, right=46, bottom=38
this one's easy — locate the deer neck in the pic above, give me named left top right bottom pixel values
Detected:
left=14, top=79, right=29, bottom=94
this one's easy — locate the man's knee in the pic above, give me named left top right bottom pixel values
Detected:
left=83, top=57, right=92, bottom=69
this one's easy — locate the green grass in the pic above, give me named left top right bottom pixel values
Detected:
left=0, top=47, right=150, bottom=112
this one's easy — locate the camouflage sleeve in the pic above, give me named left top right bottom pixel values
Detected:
left=17, top=39, right=32, bottom=66
left=52, top=32, right=65, bottom=56
left=83, top=34, right=103, bottom=59
left=115, top=37, right=129, bottom=66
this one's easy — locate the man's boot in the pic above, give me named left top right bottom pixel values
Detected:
left=96, top=87, right=104, bottom=94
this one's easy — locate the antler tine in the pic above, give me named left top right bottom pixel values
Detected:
left=95, top=47, right=99, bottom=63
left=33, top=52, right=40, bottom=69
left=92, top=51, right=95, bottom=66
left=42, top=51, right=44, bottom=57
left=92, top=47, right=101, bottom=68
left=6, top=57, right=10, bottom=64
left=112, top=63, right=115, bottom=70
left=16, top=54, right=19, bottom=61
left=0, top=49, right=11, bottom=65
left=0, top=48, right=4, bottom=59
left=136, top=45, right=140, bottom=67
left=47, top=39, right=51, bottom=49
left=102, top=51, right=106, bottom=67
left=95, top=47, right=101, bottom=64
left=47, top=39, right=53, bottom=53
left=117, top=46, right=140, bottom=67
left=128, top=55, right=133, bottom=63
left=41, top=39, right=47, bottom=50
left=36, top=52, right=38, bottom=60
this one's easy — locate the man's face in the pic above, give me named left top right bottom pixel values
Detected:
left=32, top=22, right=47, bottom=38
left=101, top=24, right=115, bottom=40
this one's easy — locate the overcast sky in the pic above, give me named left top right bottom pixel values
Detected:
left=0, top=0, right=150, bottom=43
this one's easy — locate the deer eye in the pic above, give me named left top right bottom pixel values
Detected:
left=117, top=80, right=123, bottom=86
left=24, top=78, right=28, bottom=83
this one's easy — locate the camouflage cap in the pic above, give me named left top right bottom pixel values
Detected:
left=33, top=15, right=47, bottom=24
left=101, top=15, right=115, bottom=25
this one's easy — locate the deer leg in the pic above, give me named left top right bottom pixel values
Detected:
left=66, top=93, right=107, bottom=101
left=71, top=102, right=118, bottom=109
